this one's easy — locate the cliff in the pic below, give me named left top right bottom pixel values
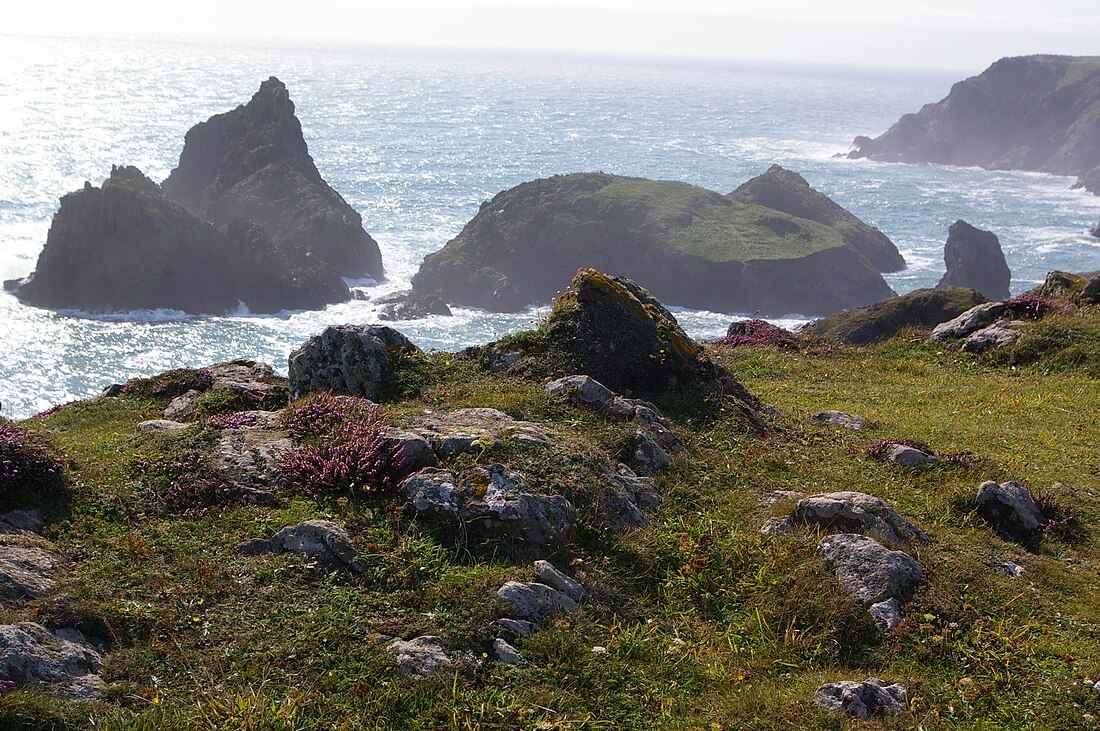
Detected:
left=848, top=55, right=1100, bottom=194
left=728, top=165, right=905, bottom=272
left=162, top=77, right=384, bottom=279
left=8, top=166, right=350, bottom=314
left=410, top=172, right=895, bottom=316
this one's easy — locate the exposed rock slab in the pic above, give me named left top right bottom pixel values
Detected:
left=0, top=623, right=105, bottom=699
left=0, top=511, right=58, bottom=606
left=930, top=302, right=1007, bottom=341
left=495, top=581, right=578, bottom=621
left=794, top=492, right=930, bottom=544
left=412, top=408, right=553, bottom=454
left=801, top=287, right=988, bottom=345
left=813, top=678, right=907, bottom=719
left=288, top=324, right=420, bottom=400
left=386, top=636, right=479, bottom=678
left=818, top=533, right=922, bottom=606
left=811, top=411, right=866, bottom=430
left=961, top=320, right=1025, bottom=353
left=212, top=426, right=291, bottom=497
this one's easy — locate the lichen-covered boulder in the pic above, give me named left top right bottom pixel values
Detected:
left=288, top=325, right=420, bottom=400
left=386, top=636, right=479, bottom=678
left=818, top=533, right=922, bottom=606
left=813, top=678, right=907, bottom=719
left=794, top=492, right=930, bottom=544
left=240, top=520, right=363, bottom=573
left=961, top=320, right=1025, bottom=353
left=412, top=408, right=553, bottom=454
left=930, top=301, right=1007, bottom=341
left=400, top=466, right=575, bottom=547
left=495, top=581, right=578, bottom=621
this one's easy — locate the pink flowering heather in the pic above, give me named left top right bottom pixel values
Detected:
left=865, top=438, right=934, bottom=461
left=135, top=449, right=243, bottom=518
left=277, top=392, right=403, bottom=496
left=0, top=420, right=64, bottom=494
left=207, top=411, right=262, bottom=430
left=1003, top=295, right=1058, bottom=319
left=717, top=319, right=800, bottom=350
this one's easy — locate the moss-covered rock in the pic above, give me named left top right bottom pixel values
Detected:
left=411, top=172, right=895, bottom=316
left=800, top=287, right=989, bottom=345
left=728, top=165, right=905, bottom=272
left=10, top=166, right=349, bottom=314
left=162, top=77, right=383, bottom=279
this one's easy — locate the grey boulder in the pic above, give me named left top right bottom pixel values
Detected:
left=794, top=491, right=929, bottom=544
left=930, top=302, right=1006, bottom=341
left=288, top=325, right=419, bottom=400
left=0, top=623, right=105, bottom=699
left=961, top=320, right=1025, bottom=353
left=386, top=636, right=478, bottom=677
left=976, top=480, right=1045, bottom=541
left=811, top=411, right=866, bottom=430
left=813, top=678, right=907, bottom=719
left=240, top=520, right=363, bottom=573
left=885, top=443, right=937, bottom=466
left=496, top=581, right=578, bottom=621
left=818, top=533, right=922, bottom=606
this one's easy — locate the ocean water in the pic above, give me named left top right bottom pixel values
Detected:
left=2, top=35, right=1099, bottom=419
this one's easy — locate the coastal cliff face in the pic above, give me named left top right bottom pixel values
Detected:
left=728, top=165, right=905, bottom=272
left=848, top=55, right=1100, bottom=194
left=410, top=173, right=895, bottom=316
left=8, top=166, right=350, bottom=314
left=162, top=77, right=384, bottom=279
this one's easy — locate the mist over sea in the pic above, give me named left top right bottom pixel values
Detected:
left=2, top=34, right=1099, bottom=419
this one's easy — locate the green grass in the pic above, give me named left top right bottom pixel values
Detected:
left=2, top=319, right=1099, bottom=729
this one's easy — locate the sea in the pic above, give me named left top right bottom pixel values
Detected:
left=2, top=34, right=1099, bottom=419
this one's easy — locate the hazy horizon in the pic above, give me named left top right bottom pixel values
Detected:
left=6, top=0, right=1098, bottom=73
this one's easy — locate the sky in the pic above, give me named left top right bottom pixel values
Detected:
left=5, top=0, right=1099, bottom=72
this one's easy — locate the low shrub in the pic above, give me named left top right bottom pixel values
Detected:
left=1003, top=294, right=1059, bottom=319
left=121, top=368, right=214, bottom=399
left=278, top=393, right=403, bottom=496
left=0, top=420, right=64, bottom=495
left=717, top=319, right=800, bottom=350
left=188, top=385, right=289, bottom=418
left=134, top=450, right=244, bottom=518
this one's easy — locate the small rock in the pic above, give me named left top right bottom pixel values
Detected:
left=811, top=411, right=866, bottom=430
left=961, top=320, right=1025, bottom=353
left=869, top=598, right=902, bottom=632
left=0, top=545, right=58, bottom=604
left=492, top=638, right=528, bottom=666
left=533, top=560, right=587, bottom=603
left=494, top=618, right=539, bottom=637
left=813, top=678, right=907, bottom=719
left=884, top=443, right=937, bottom=466
left=400, top=466, right=576, bottom=547
left=544, top=375, right=615, bottom=407
left=240, top=520, right=363, bottom=573
left=930, top=302, right=1007, bottom=341
left=2, top=510, right=45, bottom=533
left=818, top=534, right=922, bottom=606
left=760, top=517, right=793, bottom=536
left=627, top=430, right=670, bottom=476
left=496, top=581, right=577, bottom=621
left=0, top=623, right=105, bottom=699
left=793, top=492, right=930, bottom=544
left=997, top=560, right=1027, bottom=577
left=386, top=636, right=478, bottom=677
left=597, top=464, right=661, bottom=530
left=136, top=419, right=191, bottom=434
left=761, top=490, right=806, bottom=508
left=100, top=383, right=124, bottom=397
left=384, top=430, right=440, bottom=472
left=163, top=389, right=201, bottom=419
left=976, top=480, right=1045, bottom=542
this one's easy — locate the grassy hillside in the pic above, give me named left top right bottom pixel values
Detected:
left=1, top=301, right=1098, bottom=729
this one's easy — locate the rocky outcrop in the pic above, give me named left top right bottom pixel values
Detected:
left=801, top=287, right=988, bottom=345
left=976, top=481, right=1045, bottom=542
left=162, top=77, right=383, bottom=279
left=793, top=492, right=930, bottom=545
left=9, top=166, right=350, bottom=314
left=240, top=520, right=364, bottom=573
left=930, top=302, right=1007, bottom=341
left=936, top=221, right=1011, bottom=300
left=492, top=269, right=762, bottom=411
left=411, top=408, right=553, bottom=454
left=848, top=55, right=1100, bottom=195
left=728, top=165, right=905, bottom=271
left=374, top=291, right=452, bottom=321
left=411, top=173, right=895, bottom=316
left=818, top=533, right=922, bottom=607
left=288, top=325, right=420, bottom=400
left=386, top=636, right=479, bottom=678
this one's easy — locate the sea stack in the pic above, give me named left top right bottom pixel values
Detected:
left=7, top=166, right=350, bottom=314
left=162, top=77, right=384, bottom=280
left=935, top=220, right=1011, bottom=301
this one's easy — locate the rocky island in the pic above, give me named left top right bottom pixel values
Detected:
left=162, top=77, right=384, bottom=280
left=410, top=171, right=897, bottom=316
left=848, top=55, right=1100, bottom=194
left=5, top=166, right=349, bottom=314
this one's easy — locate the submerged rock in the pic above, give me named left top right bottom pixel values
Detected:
left=162, top=77, right=383, bottom=279
left=936, top=220, right=1011, bottom=300
left=9, top=166, right=350, bottom=314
